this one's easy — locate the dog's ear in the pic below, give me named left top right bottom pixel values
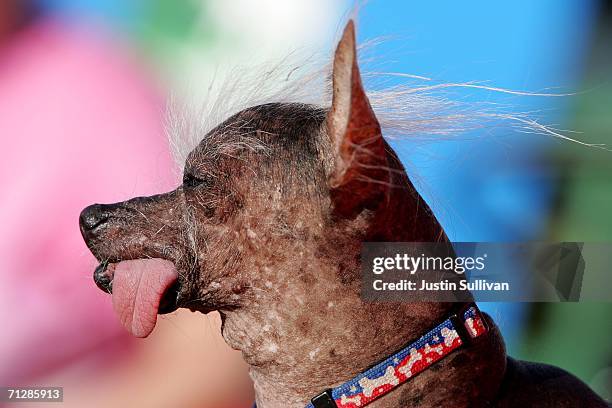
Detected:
left=327, top=20, right=389, bottom=218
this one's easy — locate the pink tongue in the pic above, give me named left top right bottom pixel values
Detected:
left=112, top=259, right=178, bottom=338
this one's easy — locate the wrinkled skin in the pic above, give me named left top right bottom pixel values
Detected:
left=80, top=21, right=608, bottom=408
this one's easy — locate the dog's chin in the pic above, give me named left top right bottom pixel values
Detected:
left=93, top=258, right=183, bottom=337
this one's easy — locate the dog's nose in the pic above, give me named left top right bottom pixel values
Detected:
left=79, top=204, right=114, bottom=237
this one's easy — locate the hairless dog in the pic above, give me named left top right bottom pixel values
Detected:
left=80, top=21, right=608, bottom=408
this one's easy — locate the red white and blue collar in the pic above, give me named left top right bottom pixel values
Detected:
left=306, top=303, right=488, bottom=408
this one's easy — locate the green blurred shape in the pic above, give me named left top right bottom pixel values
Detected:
left=133, top=0, right=217, bottom=57
left=518, top=13, right=612, bottom=401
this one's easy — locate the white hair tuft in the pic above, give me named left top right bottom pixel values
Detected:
left=166, top=42, right=604, bottom=171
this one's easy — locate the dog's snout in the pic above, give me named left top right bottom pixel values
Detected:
left=79, top=204, right=116, bottom=237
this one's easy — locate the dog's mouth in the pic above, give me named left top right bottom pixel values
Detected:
left=94, top=258, right=180, bottom=338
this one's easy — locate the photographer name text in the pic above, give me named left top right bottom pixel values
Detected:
left=372, top=278, right=510, bottom=292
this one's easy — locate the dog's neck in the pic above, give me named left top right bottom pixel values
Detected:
left=219, top=179, right=508, bottom=408
left=222, top=278, right=507, bottom=407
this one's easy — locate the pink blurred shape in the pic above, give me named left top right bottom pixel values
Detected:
left=0, top=18, right=177, bottom=384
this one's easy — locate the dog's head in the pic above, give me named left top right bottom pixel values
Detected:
left=79, top=21, right=444, bottom=338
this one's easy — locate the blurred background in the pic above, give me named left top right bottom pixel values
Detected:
left=0, top=0, right=610, bottom=406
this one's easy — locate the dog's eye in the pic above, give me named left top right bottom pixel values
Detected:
left=183, top=173, right=211, bottom=189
